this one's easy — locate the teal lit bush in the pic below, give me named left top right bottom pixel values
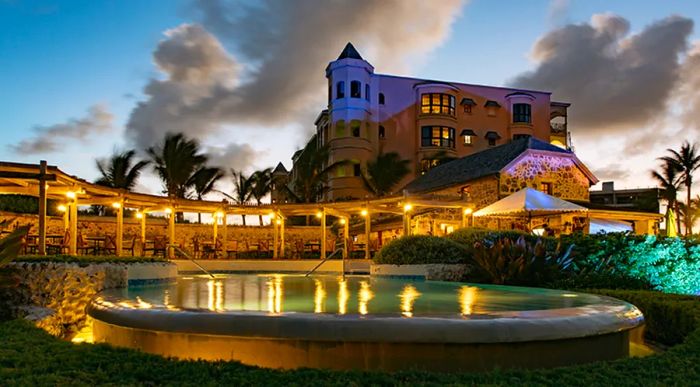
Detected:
left=373, top=235, right=468, bottom=265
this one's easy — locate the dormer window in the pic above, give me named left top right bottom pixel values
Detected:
left=460, top=129, right=476, bottom=146
left=351, top=81, right=361, bottom=98
left=485, top=100, right=500, bottom=117
left=460, top=98, right=476, bottom=114
left=421, top=93, right=455, bottom=116
left=485, top=131, right=501, bottom=146
left=379, top=93, right=385, bottom=105
left=336, top=81, right=345, bottom=99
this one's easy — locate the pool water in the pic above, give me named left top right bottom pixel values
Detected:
left=110, top=274, right=599, bottom=318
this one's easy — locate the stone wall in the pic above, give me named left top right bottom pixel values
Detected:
left=500, top=153, right=590, bottom=201
left=0, top=212, right=333, bottom=255
left=4, top=261, right=173, bottom=338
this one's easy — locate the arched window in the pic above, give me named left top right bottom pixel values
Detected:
left=378, top=125, right=386, bottom=140
left=351, top=81, right=361, bottom=98
left=350, top=120, right=361, bottom=137
left=378, top=93, right=385, bottom=105
left=335, top=120, right=346, bottom=137
left=365, top=84, right=370, bottom=102
left=336, top=81, right=345, bottom=99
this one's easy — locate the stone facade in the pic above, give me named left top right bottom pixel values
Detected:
left=500, top=153, right=590, bottom=201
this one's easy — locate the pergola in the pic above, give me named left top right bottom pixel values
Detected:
left=0, top=161, right=473, bottom=259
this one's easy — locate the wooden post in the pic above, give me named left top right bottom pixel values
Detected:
left=279, top=215, right=285, bottom=258
left=62, top=209, right=69, bottom=232
left=69, top=198, right=78, bottom=255
left=461, top=208, right=468, bottom=228
left=272, top=212, right=279, bottom=259
left=213, top=213, right=218, bottom=242
left=115, top=199, right=123, bottom=257
left=343, top=218, right=349, bottom=260
left=222, top=213, right=228, bottom=254
left=38, top=160, right=47, bottom=255
left=320, top=208, right=327, bottom=260
left=364, top=211, right=370, bottom=259
left=140, top=212, right=146, bottom=244
left=403, top=212, right=411, bottom=236
left=168, top=209, right=175, bottom=259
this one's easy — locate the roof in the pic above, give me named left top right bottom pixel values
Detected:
left=272, top=162, right=288, bottom=174
left=485, top=131, right=501, bottom=140
left=460, top=98, right=477, bottom=106
left=484, top=100, right=501, bottom=108
left=337, top=42, right=363, bottom=60
left=404, top=137, right=573, bottom=194
left=472, top=188, right=587, bottom=217
left=460, top=129, right=476, bottom=136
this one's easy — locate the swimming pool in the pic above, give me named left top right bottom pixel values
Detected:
left=88, top=274, right=644, bottom=371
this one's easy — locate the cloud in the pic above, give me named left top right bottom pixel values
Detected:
left=592, top=163, right=631, bottom=182
left=10, top=105, right=113, bottom=154
left=126, top=0, right=466, bottom=148
left=511, top=14, right=693, bottom=137
left=206, top=142, right=259, bottom=172
left=676, top=41, right=700, bottom=131
left=547, top=0, right=569, bottom=26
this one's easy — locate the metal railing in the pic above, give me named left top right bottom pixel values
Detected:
left=305, top=247, right=344, bottom=278
left=169, top=244, right=215, bottom=279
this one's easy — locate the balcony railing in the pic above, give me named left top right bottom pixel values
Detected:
left=550, top=123, right=567, bottom=134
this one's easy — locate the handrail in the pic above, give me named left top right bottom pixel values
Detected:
left=305, top=247, right=344, bottom=277
left=169, top=244, right=216, bottom=279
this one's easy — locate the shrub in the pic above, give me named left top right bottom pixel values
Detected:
left=373, top=235, right=468, bottom=265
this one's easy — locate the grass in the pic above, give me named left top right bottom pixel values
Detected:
left=0, top=290, right=698, bottom=386
left=14, top=255, right=168, bottom=264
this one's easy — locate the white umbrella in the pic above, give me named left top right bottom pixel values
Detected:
left=473, top=188, right=588, bottom=218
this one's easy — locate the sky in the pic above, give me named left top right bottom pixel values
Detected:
left=1, top=0, right=700, bottom=197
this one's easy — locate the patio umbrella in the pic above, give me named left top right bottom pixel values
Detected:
left=667, top=208, right=678, bottom=237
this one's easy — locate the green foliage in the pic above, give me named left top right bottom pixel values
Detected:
left=0, top=195, right=60, bottom=216
left=146, top=133, right=209, bottom=198
left=373, top=235, right=468, bottom=265
left=362, top=152, right=411, bottom=196
left=0, top=290, right=698, bottom=385
left=95, top=149, right=149, bottom=190
left=15, top=255, right=167, bottom=265
left=448, top=227, right=544, bottom=247
left=561, top=233, right=700, bottom=295
left=469, top=236, right=573, bottom=286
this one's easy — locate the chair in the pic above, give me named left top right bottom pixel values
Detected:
left=225, top=240, right=238, bottom=259
left=369, top=239, right=379, bottom=258
left=153, top=236, right=167, bottom=257
left=258, top=239, right=270, bottom=258
left=47, top=230, right=69, bottom=255
left=293, top=239, right=305, bottom=259
left=245, top=240, right=259, bottom=258
left=191, top=237, right=201, bottom=259
left=123, top=236, right=137, bottom=256
left=101, top=235, right=117, bottom=256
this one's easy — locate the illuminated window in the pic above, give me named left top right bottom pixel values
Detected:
left=336, top=81, right=345, bottom=99
left=421, top=93, right=455, bottom=116
left=463, top=135, right=473, bottom=145
left=539, top=182, right=552, bottom=195
left=379, top=93, right=385, bottom=105
left=351, top=81, right=361, bottom=98
left=420, top=159, right=440, bottom=174
left=335, top=120, right=346, bottom=137
left=378, top=125, right=386, bottom=140
left=421, top=126, right=455, bottom=148
left=365, top=84, right=370, bottom=102
left=350, top=120, right=361, bottom=137
left=513, top=103, right=531, bottom=123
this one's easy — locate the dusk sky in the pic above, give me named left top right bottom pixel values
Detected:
left=2, top=0, right=700, bottom=195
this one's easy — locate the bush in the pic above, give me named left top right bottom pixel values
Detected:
left=547, top=272, right=652, bottom=291
left=373, top=235, right=468, bottom=265
left=448, top=227, right=544, bottom=247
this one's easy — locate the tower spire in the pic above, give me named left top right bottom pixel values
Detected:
left=337, top=42, right=363, bottom=60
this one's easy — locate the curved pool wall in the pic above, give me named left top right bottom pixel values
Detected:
left=88, top=274, right=644, bottom=372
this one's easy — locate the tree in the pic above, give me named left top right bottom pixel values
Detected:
left=219, top=169, right=253, bottom=226
left=250, top=168, right=272, bottom=224
left=95, top=149, right=149, bottom=190
left=660, top=141, right=700, bottom=235
left=362, top=152, right=411, bottom=197
left=651, top=159, right=683, bottom=235
left=190, top=166, right=224, bottom=223
left=146, top=133, right=207, bottom=199
left=287, top=137, right=335, bottom=203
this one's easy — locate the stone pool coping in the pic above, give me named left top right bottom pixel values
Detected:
left=87, top=290, right=643, bottom=344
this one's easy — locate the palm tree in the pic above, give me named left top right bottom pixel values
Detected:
left=288, top=137, right=335, bottom=203
left=660, top=141, right=700, bottom=235
left=250, top=168, right=272, bottom=224
left=651, top=160, right=683, bottom=235
left=146, top=133, right=208, bottom=199
left=219, top=169, right=253, bottom=226
left=190, top=166, right=224, bottom=223
left=362, top=152, right=411, bottom=197
left=95, top=150, right=149, bottom=190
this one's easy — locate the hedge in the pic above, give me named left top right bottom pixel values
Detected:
left=373, top=235, right=468, bottom=265
left=0, top=290, right=698, bottom=385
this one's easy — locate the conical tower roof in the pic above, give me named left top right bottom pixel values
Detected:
left=337, top=42, right=363, bottom=60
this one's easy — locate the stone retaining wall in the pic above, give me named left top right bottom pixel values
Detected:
left=4, top=261, right=175, bottom=338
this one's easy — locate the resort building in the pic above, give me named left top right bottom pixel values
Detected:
left=287, top=43, right=572, bottom=201
left=589, top=181, right=662, bottom=213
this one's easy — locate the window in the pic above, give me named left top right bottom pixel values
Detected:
left=488, top=138, right=496, bottom=146
left=328, top=84, right=332, bottom=104
left=539, top=182, right=552, bottom=195
left=464, top=104, right=472, bottom=114
left=336, top=81, right=345, bottom=99
left=335, top=120, right=346, bottom=137
left=365, top=84, right=370, bottom=102
left=378, top=125, right=386, bottom=140
left=350, top=120, right=361, bottom=137
left=463, top=135, right=473, bottom=145
left=351, top=81, right=361, bottom=98
left=421, top=93, right=455, bottom=116
left=420, top=159, right=440, bottom=174
left=353, top=163, right=361, bottom=177
left=513, top=103, right=531, bottom=123
left=378, top=93, right=385, bottom=105
left=421, top=126, right=455, bottom=148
